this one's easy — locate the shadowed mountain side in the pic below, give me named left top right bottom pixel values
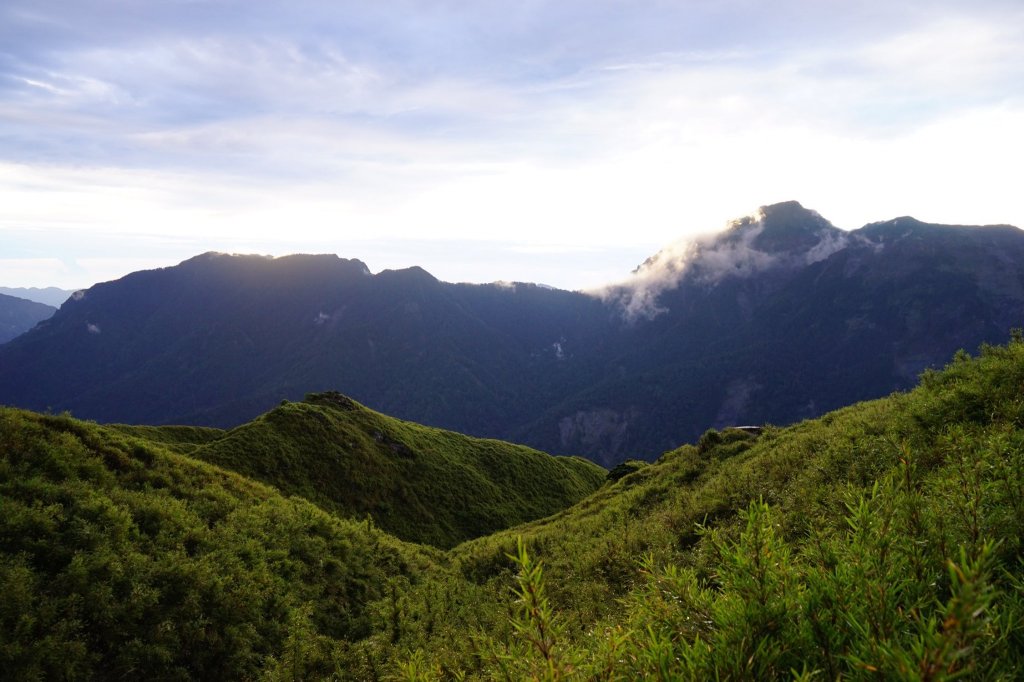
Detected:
left=3, top=337, right=1024, bottom=678
left=531, top=207, right=1024, bottom=462
left=188, top=392, right=606, bottom=548
left=1, top=203, right=1022, bottom=466
left=0, top=293, right=56, bottom=344
left=0, top=252, right=619, bottom=441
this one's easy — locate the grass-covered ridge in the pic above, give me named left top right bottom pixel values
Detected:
left=387, top=338, right=1024, bottom=679
left=3, top=337, right=1024, bottom=679
left=106, top=423, right=225, bottom=454
left=189, top=392, right=606, bottom=548
left=0, top=408, right=441, bottom=679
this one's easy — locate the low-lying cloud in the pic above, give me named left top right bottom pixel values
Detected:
left=596, top=205, right=854, bottom=322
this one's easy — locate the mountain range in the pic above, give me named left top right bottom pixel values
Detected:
left=0, top=286, right=76, bottom=308
left=1, top=200, right=1021, bottom=465
left=0, top=293, right=56, bottom=344
left=3, top=321, right=1023, bottom=679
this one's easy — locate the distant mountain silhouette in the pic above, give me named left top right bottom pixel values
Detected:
left=1, top=202, right=1021, bottom=465
left=0, top=293, right=56, bottom=344
left=0, top=286, right=76, bottom=307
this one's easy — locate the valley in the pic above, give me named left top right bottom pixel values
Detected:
left=2, top=202, right=1022, bottom=466
left=2, top=203, right=1023, bottom=679
left=2, top=331, right=1022, bottom=679
left=5, top=0, right=1020, bottom=677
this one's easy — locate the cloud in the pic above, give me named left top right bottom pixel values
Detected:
left=0, top=258, right=72, bottom=287
left=597, top=204, right=854, bottom=322
left=1, top=1, right=1022, bottom=291
left=6, top=2, right=1021, bottom=168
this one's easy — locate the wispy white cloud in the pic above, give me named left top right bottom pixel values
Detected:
left=594, top=204, right=851, bottom=321
left=0, top=1, right=1022, bottom=290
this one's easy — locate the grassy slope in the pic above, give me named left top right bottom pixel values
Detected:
left=0, top=409, right=441, bottom=680
left=106, top=423, right=225, bottom=454
left=387, top=340, right=1024, bottom=679
left=4, top=339, right=1024, bottom=679
left=189, top=392, right=606, bottom=549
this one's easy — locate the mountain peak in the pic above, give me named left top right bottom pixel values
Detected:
left=642, top=201, right=848, bottom=282
left=724, top=201, right=843, bottom=255
left=603, top=201, right=852, bottom=322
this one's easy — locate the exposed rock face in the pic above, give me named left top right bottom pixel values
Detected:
left=558, top=408, right=641, bottom=467
left=714, top=378, right=760, bottom=428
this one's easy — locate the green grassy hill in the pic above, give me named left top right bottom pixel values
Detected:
left=387, top=337, right=1024, bottom=679
left=187, top=392, right=605, bottom=549
left=3, top=337, right=1024, bottom=679
left=107, top=423, right=226, bottom=453
left=0, top=408, right=440, bottom=680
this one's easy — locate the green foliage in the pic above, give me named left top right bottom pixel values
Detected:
left=0, top=408, right=438, bottom=680
left=604, top=458, right=648, bottom=483
left=477, top=538, right=570, bottom=681
left=392, top=336, right=1024, bottom=679
left=695, top=427, right=722, bottom=454
left=107, top=423, right=226, bottom=454
left=191, top=392, right=605, bottom=548
left=6, top=337, right=1024, bottom=679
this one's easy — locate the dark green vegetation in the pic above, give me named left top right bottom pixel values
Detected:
left=0, top=292, right=55, bottom=344
left=107, top=423, right=226, bottom=454
left=0, top=407, right=442, bottom=680
left=388, top=335, right=1024, bottom=679
left=190, top=392, right=605, bottom=548
left=4, top=336, right=1024, bottom=679
left=2, top=203, right=1022, bottom=466
left=0, top=391, right=600, bottom=679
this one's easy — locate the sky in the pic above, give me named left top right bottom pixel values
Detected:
left=1, top=0, right=1022, bottom=291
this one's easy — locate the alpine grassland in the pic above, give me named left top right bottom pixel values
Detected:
left=189, top=392, right=606, bottom=548
left=3, top=335, right=1024, bottom=679
left=390, top=335, right=1024, bottom=679
left=0, top=408, right=442, bottom=679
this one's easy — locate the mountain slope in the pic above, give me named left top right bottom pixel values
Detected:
left=387, top=336, right=1024, bottom=679
left=0, top=406, right=441, bottom=679
left=4, top=334, right=1022, bottom=679
left=1, top=203, right=1022, bottom=465
left=0, top=293, right=56, bottom=344
left=0, top=253, right=616, bottom=441
left=528, top=202, right=1024, bottom=461
left=188, top=392, right=606, bottom=548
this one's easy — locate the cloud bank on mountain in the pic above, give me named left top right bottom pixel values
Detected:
left=597, top=202, right=855, bottom=321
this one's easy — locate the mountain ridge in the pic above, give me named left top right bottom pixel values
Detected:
left=2, top=331, right=1023, bottom=678
left=184, top=390, right=605, bottom=548
left=0, top=293, right=57, bottom=344
left=1, top=201, right=1022, bottom=465
left=0, top=286, right=75, bottom=307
